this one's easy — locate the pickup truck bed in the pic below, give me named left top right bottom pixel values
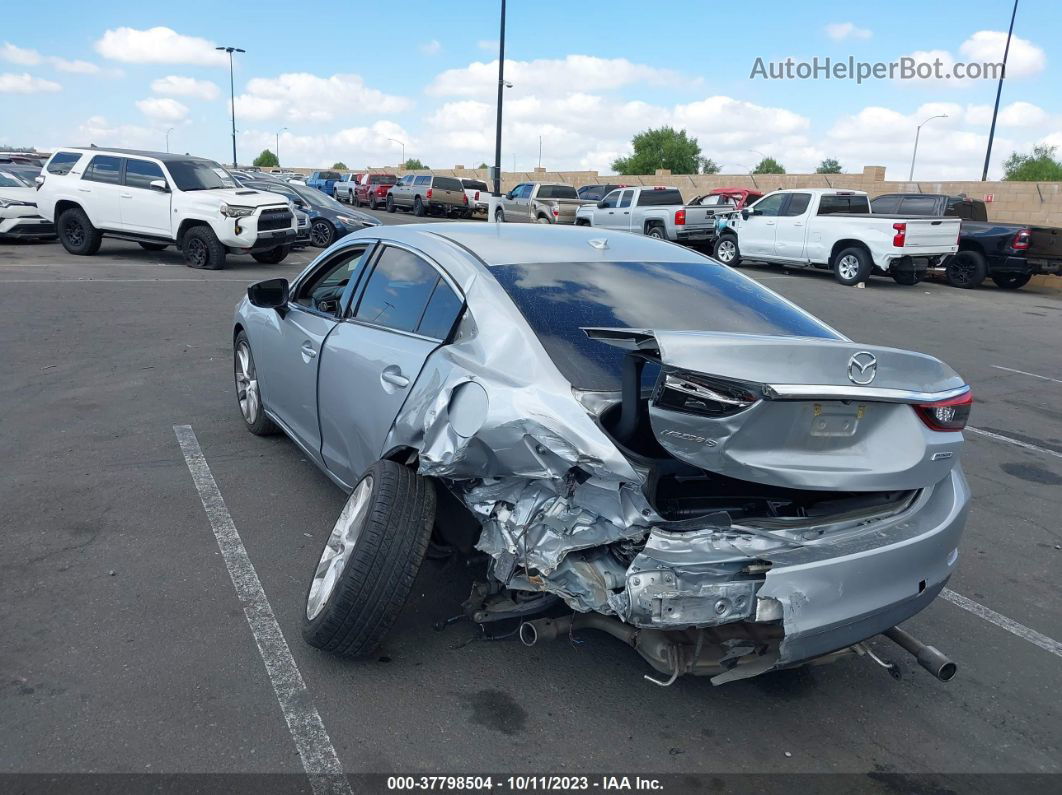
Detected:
left=574, top=186, right=722, bottom=244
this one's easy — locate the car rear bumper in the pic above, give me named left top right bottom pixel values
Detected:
left=882, top=254, right=942, bottom=273
left=675, top=228, right=716, bottom=241
left=989, top=254, right=1062, bottom=275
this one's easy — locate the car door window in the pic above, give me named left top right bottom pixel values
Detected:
left=82, top=155, right=123, bottom=184
left=294, top=245, right=371, bottom=316
left=47, top=151, right=82, bottom=175
left=416, top=280, right=463, bottom=340
left=781, top=193, right=811, bottom=216
left=124, top=159, right=166, bottom=190
left=870, top=195, right=900, bottom=214
left=600, top=190, right=620, bottom=209
left=618, top=190, right=634, bottom=208
left=354, top=247, right=440, bottom=333
left=517, top=184, right=534, bottom=199
left=750, top=193, right=785, bottom=217
left=414, top=176, right=431, bottom=186
left=898, top=196, right=938, bottom=216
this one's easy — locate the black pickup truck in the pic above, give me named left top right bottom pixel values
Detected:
left=870, top=193, right=1062, bottom=289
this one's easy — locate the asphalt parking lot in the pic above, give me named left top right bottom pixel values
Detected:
left=2, top=207, right=1060, bottom=787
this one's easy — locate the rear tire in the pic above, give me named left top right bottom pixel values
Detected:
left=713, top=233, right=740, bottom=266
left=413, top=196, right=425, bottom=217
left=182, top=225, right=226, bottom=270
left=645, top=223, right=666, bottom=239
left=57, top=207, right=102, bottom=256
left=575, top=218, right=590, bottom=226
left=351, top=193, right=360, bottom=207
left=386, top=195, right=396, bottom=213
left=138, top=242, right=168, bottom=251
left=252, top=245, right=290, bottom=264
left=832, top=246, right=871, bottom=286
left=494, top=207, right=505, bottom=223
left=370, top=195, right=378, bottom=210
left=891, top=270, right=920, bottom=285
left=945, top=251, right=987, bottom=289
left=992, top=272, right=1031, bottom=290
left=302, top=460, right=436, bottom=657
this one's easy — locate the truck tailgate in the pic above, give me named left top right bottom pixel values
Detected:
left=552, top=198, right=590, bottom=224
left=1028, top=225, right=1062, bottom=263
left=901, top=218, right=960, bottom=252
left=680, top=205, right=718, bottom=229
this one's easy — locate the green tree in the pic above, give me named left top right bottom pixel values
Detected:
left=331, top=161, right=348, bottom=170
left=477, top=162, right=489, bottom=169
left=701, top=158, right=720, bottom=174
left=816, top=157, right=842, bottom=174
left=611, top=126, right=704, bottom=175
left=253, top=149, right=279, bottom=168
left=753, top=156, right=786, bottom=174
left=403, top=158, right=428, bottom=170
left=1002, top=144, right=1062, bottom=181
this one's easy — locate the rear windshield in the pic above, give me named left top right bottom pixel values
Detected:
left=462, top=179, right=488, bottom=190
left=490, top=261, right=839, bottom=391
left=318, top=171, right=341, bottom=181
left=637, top=189, right=684, bottom=206
left=536, top=184, right=578, bottom=199
left=168, top=160, right=235, bottom=191
left=432, top=176, right=462, bottom=191
left=370, top=175, right=397, bottom=185
left=818, top=195, right=870, bottom=215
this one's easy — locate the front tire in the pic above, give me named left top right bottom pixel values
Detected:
left=182, top=226, right=226, bottom=270
left=833, top=246, right=871, bottom=286
left=302, top=460, right=436, bottom=657
left=57, top=207, right=102, bottom=256
left=386, top=195, right=396, bottom=213
left=494, top=207, right=505, bottom=223
left=992, top=272, right=1031, bottom=290
left=252, top=245, right=291, bottom=264
left=713, top=233, right=740, bottom=266
left=370, top=195, right=378, bottom=210
left=234, top=331, right=278, bottom=436
left=945, top=251, right=987, bottom=289
left=310, top=220, right=335, bottom=248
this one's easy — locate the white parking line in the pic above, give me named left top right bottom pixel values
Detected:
left=991, top=365, right=1062, bottom=385
left=965, top=426, right=1062, bottom=460
left=174, top=425, right=351, bottom=795
left=942, top=589, right=1062, bottom=659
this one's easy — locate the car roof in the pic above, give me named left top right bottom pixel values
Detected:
left=55, top=147, right=221, bottom=164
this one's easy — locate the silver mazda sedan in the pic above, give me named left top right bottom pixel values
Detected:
left=233, top=223, right=971, bottom=685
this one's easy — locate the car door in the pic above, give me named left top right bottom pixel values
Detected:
left=594, top=190, right=621, bottom=227
left=78, top=154, right=124, bottom=229
left=772, top=192, right=811, bottom=260
left=504, top=183, right=533, bottom=221
left=120, top=158, right=172, bottom=237
left=738, top=192, right=786, bottom=256
left=254, top=243, right=375, bottom=461
left=614, top=189, right=635, bottom=231
left=316, top=244, right=464, bottom=486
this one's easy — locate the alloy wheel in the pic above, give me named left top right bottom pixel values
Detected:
left=716, top=239, right=736, bottom=262
left=66, top=219, right=84, bottom=247
left=186, top=238, right=207, bottom=267
left=838, top=254, right=860, bottom=281
left=306, top=475, right=375, bottom=620
left=234, top=342, right=259, bottom=424
left=310, top=221, right=332, bottom=247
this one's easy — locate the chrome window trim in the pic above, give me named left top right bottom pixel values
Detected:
left=762, top=384, right=970, bottom=404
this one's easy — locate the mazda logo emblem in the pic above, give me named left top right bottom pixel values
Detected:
left=848, top=351, right=877, bottom=385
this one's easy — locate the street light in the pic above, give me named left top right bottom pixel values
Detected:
left=275, top=127, right=287, bottom=166
left=982, top=0, right=1019, bottom=180
left=388, top=137, right=406, bottom=167
left=492, top=0, right=508, bottom=198
left=909, top=113, right=948, bottom=181
left=216, top=45, right=245, bottom=167
left=165, top=127, right=174, bottom=153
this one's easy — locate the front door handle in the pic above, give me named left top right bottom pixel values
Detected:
left=120, top=193, right=133, bottom=199
left=381, top=366, right=409, bottom=388
left=300, top=342, right=317, bottom=361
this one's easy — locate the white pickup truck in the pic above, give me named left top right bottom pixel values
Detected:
left=574, top=186, right=721, bottom=244
left=712, top=188, right=960, bottom=285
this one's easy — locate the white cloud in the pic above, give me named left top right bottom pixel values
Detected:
left=477, top=39, right=499, bottom=52
left=136, top=97, right=190, bottom=122
left=825, top=22, right=872, bottom=41
left=420, top=40, right=442, bottom=56
left=75, top=115, right=161, bottom=150
left=238, top=121, right=412, bottom=169
left=95, top=27, right=228, bottom=66
left=233, top=72, right=411, bottom=122
left=1, top=42, right=41, bottom=65
left=959, top=30, right=1045, bottom=78
left=52, top=58, right=101, bottom=74
left=151, top=75, right=219, bottom=100
left=2, top=42, right=103, bottom=74
left=965, top=101, right=1048, bottom=128
left=0, top=72, right=61, bottom=93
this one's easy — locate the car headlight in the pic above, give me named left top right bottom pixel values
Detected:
left=220, top=202, right=254, bottom=218
left=0, top=198, right=34, bottom=208
left=335, top=215, right=363, bottom=227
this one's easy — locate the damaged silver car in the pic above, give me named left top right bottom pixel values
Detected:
left=232, top=223, right=971, bottom=685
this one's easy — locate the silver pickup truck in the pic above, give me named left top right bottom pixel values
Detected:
left=495, top=182, right=587, bottom=224
left=574, top=186, right=720, bottom=243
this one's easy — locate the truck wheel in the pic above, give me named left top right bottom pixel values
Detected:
left=370, top=195, right=379, bottom=210
left=182, top=226, right=226, bottom=270
left=575, top=218, right=590, bottom=226
left=713, top=234, right=740, bottom=266
left=494, top=207, right=505, bottom=223
left=310, top=220, right=335, bottom=248
left=945, top=251, right=987, bottom=289
left=536, top=215, right=552, bottom=224
left=891, top=271, right=920, bottom=285
left=386, top=195, right=396, bottom=213
left=302, top=460, right=436, bottom=657
left=413, top=196, right=426, bottom=217
left=333, top=188, right=342, bottom=202
left=251, top=245, right=290, bottom=264
left=234, top=331, right=279, bottom=436
left=992, top=273, right=1031, bottom=290
left=138, top=242, right=168, bottom=251
left=58, top=207, right=103, bottom=256
left=833, top=247, right=871, bottom=286
left=646, top=223, right=666, bottom=239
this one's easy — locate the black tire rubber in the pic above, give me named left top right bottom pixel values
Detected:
left=945, top=250, right=987, bottom=289
left=252, top=245, right=291, bottom=264
left=413, top=196, right=425, bottom=217
left=494, top=207, right=505, bottom=223
left=832, top=246, right=872, bottom=286
left=138, top=242, right=168, bottom=251
left=991, top=272, right=1031, bottom=290
left=575, top=218, right=590, bottom=226
left=182, top=225, right=226, bottom=270
left=713, top=233, right=741, bottom=266
left=234, top=330, right=279, bottom=436
left=645, top=223, right=666, bottom=239
left=310, top=220, right=335, bottom=248
left=302, top=460, right=436, bottom=657
left=57, top=207, right=103, bottom=256
left=892, top=271, right=920, bottom=285
left=386, top=195, right=396, bottom=213
left=352, top=193, right=361, bottom=207
left=370, top=195, right=378, bottom=210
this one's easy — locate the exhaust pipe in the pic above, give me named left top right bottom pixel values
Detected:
left=519, top=613, right=638, bottom=647
left=883, top=626, right=957, bottom=681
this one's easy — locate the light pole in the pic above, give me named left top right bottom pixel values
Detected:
left=388, top=137, right=406, bottom=167
left=982, top=0, right=1019, bottom=180
left=492, top=0, right=507, bottom=197
left=216, top=45, right=245, bottom=167
left=909, top=113, right=948, bottom=181
left=275, top=127, right=287, bottom=166
left=165, top=127, right=174, bottom=153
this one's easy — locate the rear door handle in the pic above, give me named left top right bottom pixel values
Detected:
left=381, top=366, right=409, bottom=388
left=300, top=342, right=317, bottom=361
left=78, top=188, right=91, bottom=193
left=120, top=193, right=133, bottom=199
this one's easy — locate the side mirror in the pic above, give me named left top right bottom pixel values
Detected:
left=149, top=179, right=170, bottom=192
left=741, top=209, right=751, bottom=220
left=34, top=175, right=44, bottom=186
left=248, top=278, right=290, bottom=311
left=505, top=191, right=514, bottom=200
left=597, top=200, right=607, bottom=209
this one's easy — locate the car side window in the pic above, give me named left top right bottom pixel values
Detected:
left=618, top=190, right=634, bottom=208
left=518, top=184, right=534, bottom=199
left=125, top=159, right=166, bottom=190
left=414, top=176, right=431, bottom=186
left=750, top=193, right=786, bottom=217
left=416, top=280, right=463, bottom=340
left=47, top=151, right=82, bottom=175
left=781, top=193, right=811, bottom=216
left=355, top=247, right=440, bottom=333
left=82, top=155, right=123, bottom=185
left=294, top=245, right=371, bottom=316
left=600, top=190, right=620, bottom=209
left=870, top=195, right=900, bottom=214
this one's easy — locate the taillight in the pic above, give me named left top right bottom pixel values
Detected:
left=892, top=222, right=906, bottom=247
left=552, top=206, right=558, bottom=215
left=675, top=209, right=686, bottom=226
left=1012, top=229, right=1031, bottom=251
left=654, top=370, right=757, bottom=417
left=475, top=190, right=480, bottom=200
left=464, top=194, right=469, bottom=205
left=426, top=188, right=433, bottom=199
left=914, top=391, right=972, bottom=432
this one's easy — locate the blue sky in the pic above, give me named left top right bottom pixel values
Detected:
left=3, top=0, right=1058, bottom=179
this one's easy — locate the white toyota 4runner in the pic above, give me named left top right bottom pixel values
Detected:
left=35, top=147, right=297, bottom=269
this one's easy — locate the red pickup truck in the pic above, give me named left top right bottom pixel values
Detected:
left=353, top=173, right=398, bottom=210
left=689, top=187, right=764, bottom=209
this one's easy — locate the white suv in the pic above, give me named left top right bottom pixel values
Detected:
left=36, top=148, right=297, bottom=269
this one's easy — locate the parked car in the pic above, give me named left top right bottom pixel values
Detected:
left=460, top=178, right=490, bottom=216
left=35, top=147, right=296, bottom=269
left=575, top=185, right=721, bottom=244
left=353, top=173, right=398, bottom=210
left=386, top=174, right=468, bottom=216
left=714, top=189, right=960, bottom=286
left=331, top=173, right=361, bottom=203
left=495, top=182, right=586, bottom=224
left=232, top=175, right=379, bottom=248
left=870, top=193, right=1062, bottom=290
left=689, top=187, right=764, bottom=209
left=305, top=170, right=343, bottom=195
left=577, top=183, right=625, bottom=202
left=0, top=170, right=55, bottom=240
left=233, top=223, right=969, bottom=686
